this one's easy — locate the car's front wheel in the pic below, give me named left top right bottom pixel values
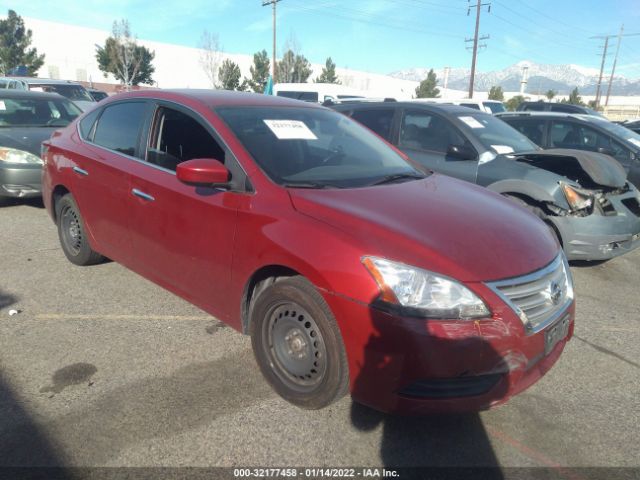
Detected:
left=56, top=193, right=104, bottom=266
left=250, top=276, right=349, bottom=409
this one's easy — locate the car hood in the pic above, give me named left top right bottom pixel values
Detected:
left=0, top=127, right=56, bottom=156
left=72, top=100, right=96, bottom=112
left=517, top=148, right=627, bottom=188
left=288, top=174, right=559, bottom=283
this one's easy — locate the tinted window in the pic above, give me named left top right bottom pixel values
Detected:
left=0, top=97, right=81, bottom=127
left=350, top=108, right=395, bottom=141
left=78, top=108, right=100, bottom=139
left=217, top=106, right=422, bottom=188
left=550, top=104, right=581, bottom=114
left=93, top=102, right=147, bottom=157
left=483, top=102, right=506, bottom=114
left=400, top=110, right=466, bottom=153
left=503, top=118, right=545, bottom=146
left=522, top=102, right=546, bottom=111
left=459, top=103, right=481, bottom=110
left=550, top=120, right=631, bottom=165
left=30, top=84, right=93, bottom=102
left=276, top=91, right=319, bottom=102
left=147, top=107, right=225, bottom=171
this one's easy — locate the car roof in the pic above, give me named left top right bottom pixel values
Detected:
left=8, top=77, right=85, bottom=86
left=497, top=111, right=601, bottom=121
left=0, top=89, right=68, bottom=101
left=102, top=89, right=327, bottom=109
left=332, top=100, right=481, bottom=115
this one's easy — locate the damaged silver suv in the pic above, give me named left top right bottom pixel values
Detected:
left=332, top=102, right=640, bottom=261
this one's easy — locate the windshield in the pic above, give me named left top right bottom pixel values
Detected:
left=31, top=84, right=94, bottom=102
left=0, top=97, right=82, bottom=127
left=483, top=102, right=506, bottom=114
left=591, top=118, right=640, bottom=148
left=217, top=106, right=425, bottom=188
left=456, top=113, right=539, bottom=154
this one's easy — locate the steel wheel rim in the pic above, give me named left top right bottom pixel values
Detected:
left=61, top=206, right=82, bottom=256
left=264, top=302, right=327, bottom=392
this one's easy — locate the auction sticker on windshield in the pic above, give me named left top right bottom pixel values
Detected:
left=263, top=120, right=318, bottom=140
left=459, top=116, right=485, bottom=129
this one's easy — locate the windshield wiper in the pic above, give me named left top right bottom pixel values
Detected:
left=368, top=173, right=426, bottom=186
left=282, top=182, right=339, bottom=189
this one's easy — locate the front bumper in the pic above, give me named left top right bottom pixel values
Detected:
left=323, top=286, right=574, bottom=414
left=550, top=190, right=640, bottom=261
left=0, top=162, right=42, bottom=198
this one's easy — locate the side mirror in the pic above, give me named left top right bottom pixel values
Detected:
left=177, top=158, right=229, bottom=186
left=597, top=147, right=615, bottom=156
left=446, top=144, right=476, bottom=160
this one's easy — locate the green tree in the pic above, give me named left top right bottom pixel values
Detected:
left=218, top=59, right=244, bottom=91
left=505, top=95, right=525, bottom=111
left=315, top=57, right=340, bottom=84
left=0, top=10, right=45, bottom=75
left=244, top=49, right=270, bottom=93
left=277, top=49, right=312, bottom=83
left=96, top=20, right=155, bottom=88
left=488, top=86, right=504, bottom=101
left=414, top=69, right=440, bottom=98
left=545, top=89, right=556, bottom=101
left=562, top=87, right=584, bottom=105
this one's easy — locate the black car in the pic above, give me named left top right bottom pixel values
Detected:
left=87, top=88, right=108, bottom=102
left=517, top=101, right=603, bottom=117
left=332, top=101, right=640, bottom=261
left=620, top=119, right=640, bottom=135
left=0, top=90, right=81, bottom=202
left=497, top=111, right=640, bottom=188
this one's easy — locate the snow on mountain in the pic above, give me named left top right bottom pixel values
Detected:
left=389, top=61, right=638, bottom=94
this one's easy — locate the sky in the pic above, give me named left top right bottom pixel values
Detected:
left=2, top=0, right=640, bottom=79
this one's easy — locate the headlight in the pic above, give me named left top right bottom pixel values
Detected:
left=560, top=182, right=593, bottom=211
left=362, top=256, right=490, bottom=319
left=0, top=147, right=43, bottom=164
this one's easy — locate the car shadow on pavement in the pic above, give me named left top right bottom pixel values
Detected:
left=350, top=307, right=509, bottom=479
left=0, top=197, right=45, bottom=209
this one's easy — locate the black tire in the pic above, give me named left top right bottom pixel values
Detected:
left=56, top=193, right=104, bottom=266
left=504, top=194, right=563, bottom=247
left=249, top=276, right=349, bottom=409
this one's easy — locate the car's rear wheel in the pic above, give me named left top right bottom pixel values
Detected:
left=56, top=193, right=104, bottom=266
left=249, top=276, right=349, bottom=409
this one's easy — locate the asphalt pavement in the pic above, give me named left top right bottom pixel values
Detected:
left=0, top=198, right=638, bottom=473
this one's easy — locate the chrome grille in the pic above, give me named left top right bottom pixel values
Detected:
left=487, top=254, right=573, bottom=334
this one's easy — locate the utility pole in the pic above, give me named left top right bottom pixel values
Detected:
left=519, top=65, right=529, bottom=95
left=590, top=27, right=640, bottom=108
left=605, top=24, right=623, bottom=107
left=594, top=37, right=609, bottom=108
left=466, top=1, right=491, bottom=99
left=262, top=0, right=281, bottom=82
left=443, top=66, right=451, bottom=98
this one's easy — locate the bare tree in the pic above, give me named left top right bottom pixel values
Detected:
left=199, top=30, right=223, bottom=89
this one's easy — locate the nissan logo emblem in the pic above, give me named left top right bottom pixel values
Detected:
left=550, top=281, right=562, bottom=305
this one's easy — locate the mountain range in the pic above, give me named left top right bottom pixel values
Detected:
left=389, top=61, right=640, bottom=96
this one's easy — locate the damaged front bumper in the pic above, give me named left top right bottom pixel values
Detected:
left=550, top=187, right=640, bottom=261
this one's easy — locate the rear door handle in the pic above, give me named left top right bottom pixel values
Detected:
left=132, top=188, right=155, bottom=202
left=72, top=166, right=88, bottom=176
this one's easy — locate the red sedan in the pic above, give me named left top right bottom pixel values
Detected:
left=42, top=90, right=574, bottom=413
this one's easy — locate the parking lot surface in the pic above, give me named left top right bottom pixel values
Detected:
left=0, top=199, right=638, bottom=470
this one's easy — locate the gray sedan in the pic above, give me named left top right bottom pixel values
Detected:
left=0, top=90, right=81, bottom=202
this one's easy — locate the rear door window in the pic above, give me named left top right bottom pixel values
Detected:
left=505, top=118, right=546, bottom=146
left=93, top=102, right=147, bottom=157
left=350, top=108, right=395, bottom=141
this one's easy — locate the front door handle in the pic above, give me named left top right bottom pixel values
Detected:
left=132, top=188, right=155, bottom=202
left=72, top=166, right=88, bottom=176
